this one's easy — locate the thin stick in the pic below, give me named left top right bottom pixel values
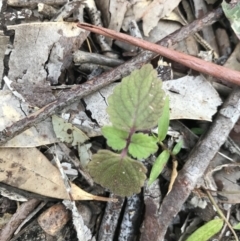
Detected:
left=0, top=199, right=40, bottom=241
left=77, top=22, right=240, bottom=86
left=206, top=189, right=239, bottom=241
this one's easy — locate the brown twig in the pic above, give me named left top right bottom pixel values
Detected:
left=0, top=199, right=40, bottom=241
left=76, top=22, right=240, bottom=85
left=146, top=87, right=240, bottom=241
left=141, top=180, right=161, bottom=241
left=58, top=142, right=94, bottom=186
left=97, top=193, right=125, bottom=240
left=0, top=8, right=222, bottom=145
left=205, top=189, right=239, bottom=241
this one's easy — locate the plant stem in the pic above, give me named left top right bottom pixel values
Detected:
left=120, top=128, right=135, bottom=159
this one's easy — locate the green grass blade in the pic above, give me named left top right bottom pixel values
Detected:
left=148, top=150, right=170, bottom=186
left=186, top=219, right=223, bottom=241
left=172, top=140, right=183, bottom=155
left=158, top=96, right=170, bottom=142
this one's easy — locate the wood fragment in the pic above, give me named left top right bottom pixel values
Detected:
left=115, top=20, right=142, bottom=55
left=176, top=6, right=218, bottom=58
left=3, top=8, right=32, bottom=23
left=0, top=199, right=40, bottom=241
left=54, top=152, right=94, bottom=239
left=7, top=0, right=67, bottom=8
left=38, top=3, right=58, bottom=18
left=215, top=28, right=231, bottom=57
left=85, top=0, right=118, bottom=58
left=140, top=180, right=162, bottom=241
left=129, top=20, right=143, bottom=39
left=77, top=63, right=112, bottom=73
left=63, top=200, right=92, bottom=241
left=54, top=152, right=74, bottom=201
left=15, top=201, right=47, bottom=234
left=193, top=0, right=219, bottom=55
left=58, top=142, right=94, bottom=186
left=0, top=182, right=58, bottom=201
left=119, top=194, right=142, bottom=241
left=0, top=34, right=9, bottom=81
left=73, top=50, right=124, bottom=67
left=51, top=1, right=82, bottom=21
left=97, top=194, right=124, bottom=241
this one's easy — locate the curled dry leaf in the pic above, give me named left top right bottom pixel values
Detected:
left=52, top=115, right=89, bottom=146
left=167, top=160, right=178, bottom=195
left=122, top=0, right=181, bottom=36
left=0, top=148, right=114, bottom=202
left=141, top=0, right=182, bottom=36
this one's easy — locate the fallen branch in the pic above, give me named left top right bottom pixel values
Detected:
left=73, top=50, right=124, bottom=66
left=98, top=194, right=125, bottom=240
left=0, top=8, right=222, bottom=145
left=0, top=199, right=40, bottom=241
left=147, top=87, right=240, bottom=241
left=77, top=23, right=240, bottom=85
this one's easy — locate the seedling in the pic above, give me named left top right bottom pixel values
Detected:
left=87, top=64, right=181, bottom=197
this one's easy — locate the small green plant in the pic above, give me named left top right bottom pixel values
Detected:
left=148, top=95, right=182, bottom=186
left=87, top=64, right=181, bottom=197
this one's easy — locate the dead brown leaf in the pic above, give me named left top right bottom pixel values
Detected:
left=167, top=160, right=178, bottom=195
left=142, top=0, right=181, bottom=36
left=0, top=148, right=112, bottom=201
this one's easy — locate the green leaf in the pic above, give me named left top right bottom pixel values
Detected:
left=222, top=0, right=240, bottom=21
left=102, top=126, right=128, bottom=151
left=148, top=150, right=170, bottom=185
left=52, top=115, right=89, bottom=146
left=186, top=219, right=223, bottom=241
left=172, top=140, right=183, bottom=155
left=158, top=96, right=170, bottom=141
left=107, top=64, right=165, bottom=132
left=191, top=127, right=204, bottom=135
left=128, top=133, right=158, bottom=159
left=87, top=150, right=147, bottom=197
left=233, top=222, right=240, bottom=230
left=222, top=1, right=240, bottom=39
